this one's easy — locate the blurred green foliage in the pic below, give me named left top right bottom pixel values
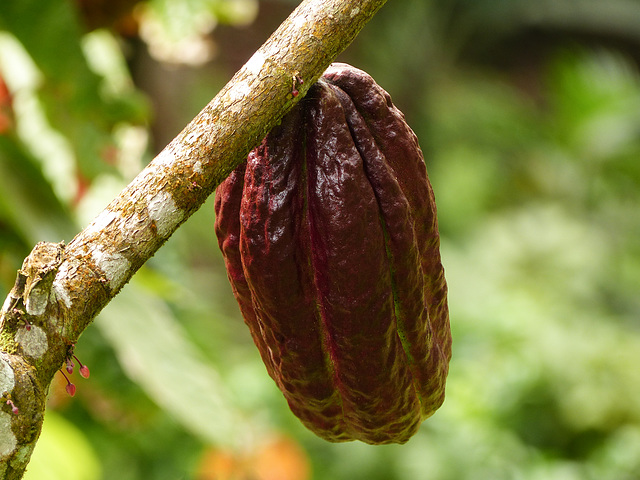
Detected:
left=1, top=0, right=640, bottom=479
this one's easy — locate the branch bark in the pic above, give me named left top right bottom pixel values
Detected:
left=0, top=0, right=388, bottom=477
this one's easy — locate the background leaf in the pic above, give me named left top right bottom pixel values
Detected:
left=95, top=280, right=263, bottom=449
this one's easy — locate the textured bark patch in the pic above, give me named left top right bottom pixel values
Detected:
left=14, top=326, right=47, bottom=359
left=147, top=191, right=184, bottom=238
left=0, top=354, right=15, bottom=394
left=0, top=412, right=17, bottom=458
left=215, top=63, right=451, bottom=445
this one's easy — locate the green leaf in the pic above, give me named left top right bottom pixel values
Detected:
left=0, top=0, right=149, bottom=180
left=94, top=279, right=264, bottom=449
left=0, top=135, right=77, bottom=244
left=23, top=411, right=101, bottom=480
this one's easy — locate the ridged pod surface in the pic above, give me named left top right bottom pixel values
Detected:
left=214, top=63, right=451, bottom=444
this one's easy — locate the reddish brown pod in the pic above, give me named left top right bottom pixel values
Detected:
left=214, top=63, right=451, bottom=444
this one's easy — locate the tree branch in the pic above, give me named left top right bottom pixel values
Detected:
left=0, top=0, right=388, bottom=477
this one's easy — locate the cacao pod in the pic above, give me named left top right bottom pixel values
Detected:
left=214, top=63, right=451, bottom=444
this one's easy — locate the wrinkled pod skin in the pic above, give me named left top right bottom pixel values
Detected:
left=214, top=63, right=451, bottom=444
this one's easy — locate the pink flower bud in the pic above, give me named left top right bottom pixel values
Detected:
left=65, top=383, right=76, bottom=397
left=6, top=399, right=18, bottom=415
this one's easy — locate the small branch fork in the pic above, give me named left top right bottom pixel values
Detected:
left=0, top=0, right=387, bottom=477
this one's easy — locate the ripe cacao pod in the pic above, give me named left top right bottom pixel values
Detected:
left=214, top=63, right=451, bottom=444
